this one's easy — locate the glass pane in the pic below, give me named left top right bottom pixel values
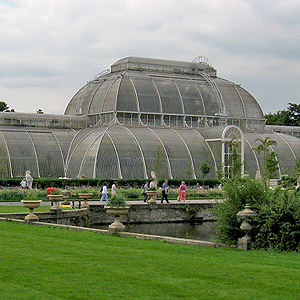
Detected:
left=127, top=127, right=169, bottom=178
left=152, top=77, right=183, bottom=114
left=28, top=132, right=64, bottom=178
left=116, top=74, right=138, bottom=112
left=95, top=134, right=119, bottom=179
left=129, top=72, right=161, bottom=113
left=175, top=79, right=205, bottom=115
left=214, top=78, right=245, bottom=118
left=1, top=130, right=38, bottom=177
left=107, top=126, right=144, bottom=179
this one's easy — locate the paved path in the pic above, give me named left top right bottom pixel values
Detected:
left=0, top=199, right=221, bottom=206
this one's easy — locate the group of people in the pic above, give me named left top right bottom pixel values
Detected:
left=99, top=181, right=117, bottom=202
left=142, top=180, right=187, bottom=203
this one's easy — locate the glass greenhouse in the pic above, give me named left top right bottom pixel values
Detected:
left=0, top=56, right=299, bottom=179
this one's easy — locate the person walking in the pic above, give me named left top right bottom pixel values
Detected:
left=111, top=181, right=117, bottom=196
left=178, top=181, right=187, bottom=202
left=20, top=178, right=27, bottom=189
left=161, top=179, right=169, bottom=203
left=149, top=179, right=155, bottom=188
left=100, top=182, right=109, bottom=202
left=142, top=181, right=149, bottom=202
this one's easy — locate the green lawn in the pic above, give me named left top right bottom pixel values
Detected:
left=0, top=222, right=299, bottom=300
left=0, top=206, right=71, bottom=213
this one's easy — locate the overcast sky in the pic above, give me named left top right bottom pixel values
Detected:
left=0, top=0, right=299, bottom=115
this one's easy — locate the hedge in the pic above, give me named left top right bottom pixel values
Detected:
left=0, top=177, right=221, bottom=189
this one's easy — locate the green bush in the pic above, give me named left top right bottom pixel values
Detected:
left=106, top=194, right=127, bottom=207
left=120, top=189, right=141, bottom=199
left=214, top=178, right=300, bottom=251
left=0, top=177, right=221, bottom=189
left=252, top=189, right=300, bottom=251
left=23, top=190, right=39, bottom=200
left=0, top=189, right=48, bottom=201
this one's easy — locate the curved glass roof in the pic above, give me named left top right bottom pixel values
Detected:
left=0, top=127, right=76, bottom=177
left=64, top=124, right=300, bottom=179
left=0, top=123, right=299, bottom=179
left=65, top=57, right=264, bottom=120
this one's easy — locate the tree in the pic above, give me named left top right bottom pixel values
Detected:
left=253, top=137, right=278, bottom=179
left=291, top=157, right=300, bottom=179
left=152, top=148, right=164, bottom=179
left=200, top=162, right=210, bottom=185
left=230, top=140, right=242, bottom=178
left=265, top=103, right=300, bottom=126
left=183, top=160, right=194, bottom=179
left=253, top=137, right=277, bottom=160
left=0, top=101, right=9, bottom=112
left=263, top=152, right=279, bottom=179
left=287, top=103, right=300, bottom=126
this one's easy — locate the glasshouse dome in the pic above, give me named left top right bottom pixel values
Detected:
left=0, top=56, right=299, bottom=179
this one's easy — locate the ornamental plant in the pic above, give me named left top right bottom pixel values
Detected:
left=148, top=187, right=158, bottom=192
left=78, top=188, right=92, bottom=194
left=106, top=194, right=127, bottom=208
left=23, top=190, right=39, bottom=200
left=214, top=177, right=300, bottom=251
left=50, top=189, right=62, bottom=195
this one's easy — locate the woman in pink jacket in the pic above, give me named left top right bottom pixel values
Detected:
left=178, top=181, right=187, bottom=202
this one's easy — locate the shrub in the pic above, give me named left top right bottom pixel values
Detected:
left=0, top=177, right=221, bottom=189
left=251, top=189, right=300, bottom=251
left=214, top=178, right=269, bottom=245
left=214, top=178, right=300, bottom=251
left=106, top=194, right=127, bottom=208
left=121, top=189, right=141, bottom=199
left=23, top=190, right=39, bottom=200
left=50, top=189, right=61, bottom=195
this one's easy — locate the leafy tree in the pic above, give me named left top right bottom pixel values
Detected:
left=291, top=157, right=300, bottom=180
left=152, top=148, right=164, bottom=179
left=231, top=141, right=242, bottom=178
left=200, top=162, right=210, bottom=185
left=253, top=137, right=278, bottom=179
left=265, top=110, right=290, bottom=126
left=253, top=137, right=277, bottom=160
left=265, top=103, right=300, bottom=126
left=287, top=103, right=300, bottom=126
left=0, top=101, right=9, bottom=112
left=263, top=152, right=279, bottom=179
left=183, top=160, right=194, bottom=179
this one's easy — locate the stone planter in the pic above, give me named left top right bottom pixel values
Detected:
left=61, top=189, right=71, bottom=205
left=78, top=193, right=93, bottom=208
left=146, top=191, right=157, bottom=203
left=21, top=200, right=42, bottom=222
left=48, top=194, right=63, bottom=212
left=105, top=206, right=129, bottom=234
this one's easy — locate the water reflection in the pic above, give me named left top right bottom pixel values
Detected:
left=94, top=222, right=216, bottom=242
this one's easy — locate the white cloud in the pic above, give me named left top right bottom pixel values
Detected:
left=0, top=0, right=299, bottom=114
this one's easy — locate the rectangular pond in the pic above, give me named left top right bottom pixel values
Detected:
left=93, top=221, right=217, bottom=242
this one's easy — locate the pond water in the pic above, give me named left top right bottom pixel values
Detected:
left=93, top=222, right=217, bottom=242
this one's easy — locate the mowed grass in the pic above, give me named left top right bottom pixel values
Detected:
left=0, top=206, right=70, bottom=213
left=0, top=222, right=299, bottom=300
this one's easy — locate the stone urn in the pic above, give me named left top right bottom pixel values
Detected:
left=105, top=206, right=129, bottom=234
left=78, top=193, right=93, bottom=208
left=61, top=189, right=71, bottom=205
left=236, top=204, right=257, bottom=251
left=21, top=200, right=42, bottom=222
left=146, top=191, right=157, bottom=203
left=48, top=194, right=63, bottom=212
